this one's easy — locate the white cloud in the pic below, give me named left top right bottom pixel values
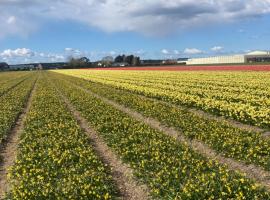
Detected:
left=64, top=48, right=73, bottom=52
left=0, top=48, right=67, bottom=64
left=211, top=46, right=224, bottom=52
left=0, top=47, right=134, bottom=64
left=184, top=48, right=203, bottom=55
left=160, top=49, right=182, bottom=58
left=64, top=48, right=85, bottom=59
left=173, top=50, right=180, bottom=55
left=38, top=52, right=66, bottom=62
left=7, top=16, right=16, bottom=24
left=1, top=0, right=270, bottom=37
left=161, top=49, right=170, bottom=54
left=49, top=54, right=65, bottom=62
left=1, top=48, right=34, bottom=57
left=39, top=53, right=46, bottom=57
left=109, top=51, right=117, bottom=55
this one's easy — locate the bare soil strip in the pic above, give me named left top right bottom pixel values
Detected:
left=73, top=84, right=270, bottom=191
left=262, top=132, right=270, bottom=138
left=56, top=89, right=150, bottom=200
left=0, top=78, right=38, bottom=198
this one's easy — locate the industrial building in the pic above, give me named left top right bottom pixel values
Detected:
left=186, top=51, right=270, bottom=65
left=245, top=51, right=270, bottom=63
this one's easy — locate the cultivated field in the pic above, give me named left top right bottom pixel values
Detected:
left=88, top=65, right=270, bottom=71
left=0, top=69, right=270, bottom=199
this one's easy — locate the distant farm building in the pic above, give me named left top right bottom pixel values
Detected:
left=177, top=58, right=189, bottom=64
left=245, top=51, right=270, bottom=63
left=162, top=59, right=178, bottom=65
left=186, top=51, right=270, bottom=65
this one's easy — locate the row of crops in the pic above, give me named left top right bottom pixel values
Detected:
left=1, top=70, right=270, bottom=199
left=57, top=70, right=270, bottom=129
left=50, top=72, right=270, bottom=171
left=48, top=71, right=269, bottom=199
left=0, top=72, right=31, bottom=97
left=0, top=72, right=36, bottom=144
left=7, top=73, right=118, bottom=199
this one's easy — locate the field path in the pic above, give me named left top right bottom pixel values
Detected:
left=0, top=77, right=38, bottom=198
left=72, top=83, right=270, bottom=192
left=56, top=87, right=150, bottom=200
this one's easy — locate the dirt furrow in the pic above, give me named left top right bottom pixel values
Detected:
left=0, top=77, right=38, bottom=198
left=56, top=88, right=150, bottom=200
left=263, top=132, right=270, bottom=138
left=73, top=84, right=270, bottom=191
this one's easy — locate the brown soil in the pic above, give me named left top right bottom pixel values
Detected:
left=56, top=88, right=150, bottom=200
left=0, top=78, right=38, bottom=199
left=263, top=132, right=270, bottom=138
left=73, top=84, right=270, bottom=192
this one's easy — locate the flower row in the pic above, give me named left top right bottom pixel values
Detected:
left=7, top=73, right=118, bottom=199
left=53, top=72, right=270, bottom=171
left=0, top=73, right=36, bottom=143
left=51, top=72, right=270, bottom=199
left=0, top=72, right=31, bottom=96
left=57, top=70, right=270, bottom=128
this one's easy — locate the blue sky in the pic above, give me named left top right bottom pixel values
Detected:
left=1, top=0, right=270, bottom=64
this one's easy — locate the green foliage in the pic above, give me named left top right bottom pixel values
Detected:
left=56, top=73, right=270, bottom=171
left=50, top=72, right=270, bottom=199
left=0, top=72, right=36, bottom=143
left=57, top=70, right=270, bottom=128
left=7, top=74, right=118, bottom=199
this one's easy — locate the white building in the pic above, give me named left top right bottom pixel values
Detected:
left=245, top=51, right=270, bottom=63
left=185, top=51, right=270, bottom=65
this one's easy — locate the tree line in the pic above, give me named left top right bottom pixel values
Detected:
left=0, top=54, right=141, bottom=71
left=67, top=54, right=140, bottom=68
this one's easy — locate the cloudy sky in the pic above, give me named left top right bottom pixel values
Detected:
left=1, top=0, right=270, bottom=64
